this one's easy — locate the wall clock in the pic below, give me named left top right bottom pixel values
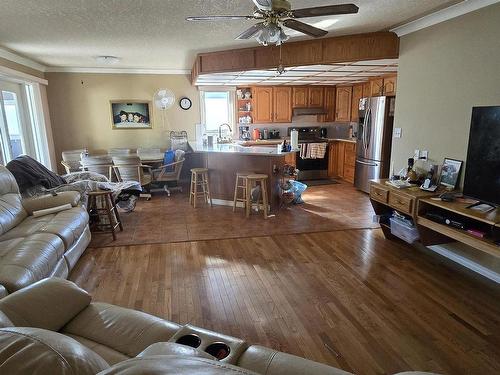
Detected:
left=179, top=97, right=192, bottom=110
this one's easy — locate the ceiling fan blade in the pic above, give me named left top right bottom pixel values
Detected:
left=291, top=4, right=359, bottom=18
left=186, top=15, right=255, bottom=21
left=282, top=19, right=328, bottom=38
left=236, top=23, right=265, bottom=40
left=252, top=0, right=273, bottom=11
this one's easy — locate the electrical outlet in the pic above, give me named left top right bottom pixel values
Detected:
left=421, top=150, right=428, bottom=160
left=394, top=128, right=402, bottom=138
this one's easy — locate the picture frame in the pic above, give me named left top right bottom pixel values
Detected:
left=110, top=100, right=152, bottom=129
left=439, top=158, right=463, bottom=189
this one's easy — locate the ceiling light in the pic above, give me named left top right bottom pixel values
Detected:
left=95, top=56, right=121, bottom=64
left=255, top=22, right=289, bottom=46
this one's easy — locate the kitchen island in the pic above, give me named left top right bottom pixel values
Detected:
left=189, top=142, right=295, bottom=212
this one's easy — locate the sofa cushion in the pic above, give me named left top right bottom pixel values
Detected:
left=66, top=334, right=130, bottom=365
left=0, top=233, right=65, bottom=292
left=0, top=327, right=109, bottom=375
left=0, top=277, right=91, bottom=331
left=138, top=342, right=216, bottom=360
left=63, top=302, right=182, bottom=357
left=0, top=207, right=89, bottom=250
left=0, top=166, right=27, bottom=236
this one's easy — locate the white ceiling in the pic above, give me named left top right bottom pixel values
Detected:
left=195, top=59, right=398, bottom=86
left=0, top=0, right=460, bottom=71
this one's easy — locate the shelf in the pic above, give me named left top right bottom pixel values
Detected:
left=417, top=216, right=500, bottom=258
left=419, top=198, right=499, bottom=226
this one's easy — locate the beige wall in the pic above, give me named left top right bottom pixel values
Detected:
left=392, top=2, right=500, bottom=184
left=46, top=73, right=200, bottom=162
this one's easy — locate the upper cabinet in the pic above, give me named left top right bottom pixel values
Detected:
left=273, top=87, right=292, bottom=123
left=321, top=87, right=336, bottom=123
left=308, top=87, right=324, bottom=107
left=351, top=84, right=364, bottom=122
left=370, top=78, right=384, bottom=97
left=362, top=82, right=371, bottom=98
left=253, top=87, right=274, bottom=123
left=383, top=75, right=397, bottom=96
left=292, top=87, right=324, bottom=108
left=335, top=86, right=353, bottom=122
left=292, top=87, right=308, bottom=108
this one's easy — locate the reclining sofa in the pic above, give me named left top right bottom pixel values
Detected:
left=0, top=165, right=90, bottom=297
left=0, top=278, right=437, bottom=375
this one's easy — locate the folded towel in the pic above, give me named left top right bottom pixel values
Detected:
left=309, top=143, right=327, bottom=159
left=33, top=203, right=72, bottom=218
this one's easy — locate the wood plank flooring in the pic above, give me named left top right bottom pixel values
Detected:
left=70, top=228, right=500, bottom=375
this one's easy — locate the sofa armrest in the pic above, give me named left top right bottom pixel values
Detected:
left=0, top=278, right=91, bottom=331
left=22, top=191, right=81, bottom=215
left=0, top=284, right=8, bottom=299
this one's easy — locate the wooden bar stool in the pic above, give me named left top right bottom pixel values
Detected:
left=87, top=190, right=123, bottom=240
left=189, top=168, right=212, bottom=208
left=245, top=174, right=269, bottom=219
left=233, top=171, right=254, bottom=212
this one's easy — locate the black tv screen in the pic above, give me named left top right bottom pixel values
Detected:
left=463, top=106, right=500, bottom=205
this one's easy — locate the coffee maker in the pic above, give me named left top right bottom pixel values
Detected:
left=238, top=125, right=251, bottom=141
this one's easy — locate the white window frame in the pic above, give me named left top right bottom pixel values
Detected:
left=199, top=86, right=236, bottom=138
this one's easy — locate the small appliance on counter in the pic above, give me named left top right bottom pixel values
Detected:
left=252, top=128, right=261, bottom=141
left=238, top=125, right=251, bottom=141
left=269, top=129, right=280, bottom=139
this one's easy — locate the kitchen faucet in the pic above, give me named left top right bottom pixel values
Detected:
left=217, top=123, right=233, bottom=144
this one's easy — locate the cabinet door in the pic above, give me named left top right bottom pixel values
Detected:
left=351, top=84, right=363, bottom=122
left=327, top=142, right=337, bottom=177
left=383, top=76, right=397, bottom=96
left=362, top=82, right=371, bottom=98
left=335, top=86, right=352, bottom=122
left=336, top=141, right=345, bottom=177
left=292, top=87, right=308, bottom=107
left=253, top=87, right=274, bottom=123
left=321, top=87, right=336, bottom=122
left=273, top=87, right=292, bottom=123
left=370, top=78, right=384, bottom=97
left=308, top=87, right=324, bottom=107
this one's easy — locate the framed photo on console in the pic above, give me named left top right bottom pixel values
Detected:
left=439, top=158, right=462, bottom=189
left=110, top=100, right=152, bottom=129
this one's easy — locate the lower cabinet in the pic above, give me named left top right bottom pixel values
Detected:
left=328, top=141, right=357, bottom=183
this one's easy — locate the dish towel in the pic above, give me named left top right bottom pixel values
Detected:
left=309, top=143, right=327, bottom=159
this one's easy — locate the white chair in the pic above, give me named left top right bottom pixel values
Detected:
left=61, top=149, right=85, bottom=174
left=81, top=155, right=114, bottom=180
left=108, top=148, right=132, bottom=157
left=112, top=155, right=152, bottom=200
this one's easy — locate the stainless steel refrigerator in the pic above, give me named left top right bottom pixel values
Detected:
left=354, top=96, right=395, bottom=193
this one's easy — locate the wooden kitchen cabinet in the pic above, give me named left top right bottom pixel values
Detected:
left=273, top=87, right=292, bottom=123
left=383, top=75, right=397, bottom=96
left=308, top=87, right=324, bottom=107
left=321, top=87, right=336, bottom=122
left=336, top=141, right=346, bottom=177
left=362, top=82, right=371, bottom=98
left=370, top=78, right=384, bottom=97
left=292, top=87, right=308, bottom=108
left=343, top=142, right=356, bottom=183
left=253, top=87, right=274, bottom=123
left=328, top=140, right=357, bottom=183
left=335, top=86, right=353, bottom=122
left=351, top=84, right=363, bottom=122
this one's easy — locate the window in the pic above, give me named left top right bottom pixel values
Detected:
left=200, top=89, right=235, bottom=135
left=0, top=80, right=48, bottom=165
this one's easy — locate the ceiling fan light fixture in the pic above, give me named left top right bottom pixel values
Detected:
left=255, top=22, right=289, bottom=46
left=94, top=55, right=121, bottom=64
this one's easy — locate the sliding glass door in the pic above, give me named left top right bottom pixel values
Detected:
left=0, top=81, right=36, bottom=164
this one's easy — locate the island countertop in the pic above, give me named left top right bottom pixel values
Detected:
left=189, top=142, right=294, bottom=156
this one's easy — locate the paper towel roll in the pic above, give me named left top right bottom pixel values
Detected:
left=290, top=130, right=299, bottom=151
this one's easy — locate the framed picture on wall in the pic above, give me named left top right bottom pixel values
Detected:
left=439, top=158, right=463, bottom=189
left=110, top=100, right=152, bottom=129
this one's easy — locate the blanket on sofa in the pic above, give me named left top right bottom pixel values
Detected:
left=6, top=155, right=66, bottom=191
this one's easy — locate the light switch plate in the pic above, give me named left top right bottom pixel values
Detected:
left=421, top=150, right=429, bottom=160
left=394, top=128, right=402, bottom=138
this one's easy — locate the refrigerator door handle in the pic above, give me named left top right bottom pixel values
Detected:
left=363, top=106, right=371, bottom=151
left=356, top=159, right=378, bottom=167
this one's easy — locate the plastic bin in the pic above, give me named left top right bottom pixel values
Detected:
left=389, top=217, right=419, bottom=244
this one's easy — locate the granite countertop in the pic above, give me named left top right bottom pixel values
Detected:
left=189, top=142, right=294, bottom=156
left=321, top=138, right=357, bottom=143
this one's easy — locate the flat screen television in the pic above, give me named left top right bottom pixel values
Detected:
left=463, top=106, right=500, bottom=206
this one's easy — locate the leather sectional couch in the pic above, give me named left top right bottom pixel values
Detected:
left=0, top=278, right=437, bottom=375
left=0, top=165, right=90, bottom=295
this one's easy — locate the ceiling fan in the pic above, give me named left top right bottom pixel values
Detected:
left=186, top=0, right=359, bottom=46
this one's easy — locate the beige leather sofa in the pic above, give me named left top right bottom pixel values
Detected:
left=0, top=278, right=439, bottom=375
left=0, top=165, right=90, bottom=295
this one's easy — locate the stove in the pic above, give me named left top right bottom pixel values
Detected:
left=287, top=127, right=329, bottom=181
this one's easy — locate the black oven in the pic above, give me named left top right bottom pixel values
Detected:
left=288, top=127, right=329, bottom=181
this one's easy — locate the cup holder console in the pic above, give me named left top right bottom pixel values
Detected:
left=175, top=334, right=202, bottom=348
left=205, top=342, right=231, bottom=360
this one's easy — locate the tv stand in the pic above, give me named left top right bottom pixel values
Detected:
left=466, top=201, right=497, bottom=212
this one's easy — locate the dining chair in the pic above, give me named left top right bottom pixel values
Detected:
left=108, top=148, right=133, bottom=157
left=152, top=150, right=186, bottom=196
left=61, top=149, right=85, bottom=174
left=137, top=147, right=161, bottom=158
left=81, top=155, right=114, bottom=180
left=112, top=155, right=153, bottom=200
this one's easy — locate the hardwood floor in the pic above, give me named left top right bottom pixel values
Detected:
left=70, top=228, right=500, bottom=375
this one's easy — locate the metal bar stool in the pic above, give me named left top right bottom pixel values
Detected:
left=233, top=171, right=254, bottom=212
left=245, top=174, right=269, bottom=219
left=189, top=168, right=213, bottom=208
left=87, top=190, right=123, bottom=240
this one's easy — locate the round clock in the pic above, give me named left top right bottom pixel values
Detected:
left=179, top=97, right=192, bottom=110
